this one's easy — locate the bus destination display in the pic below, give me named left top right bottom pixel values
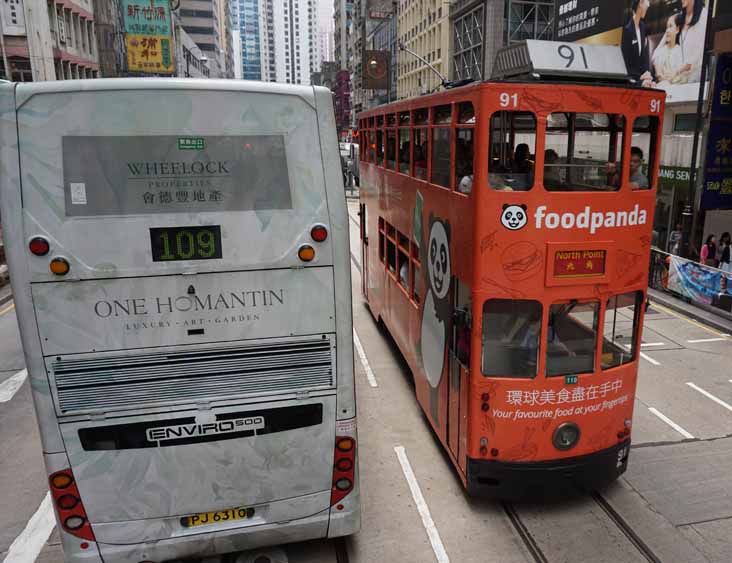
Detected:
left=150, top=226, right=222, bottom=262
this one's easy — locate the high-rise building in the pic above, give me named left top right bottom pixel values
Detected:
left=179, top=0, right=231, bottom=77
left=231, top=0, right=318, bottom=84
left=333, top=0, right=353, bottom=70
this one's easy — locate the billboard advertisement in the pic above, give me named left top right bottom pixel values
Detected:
left=362, top=50, right=390, bottom=90
left=701, top=52, right=732, bottom=211
left=555, top=0, right=711, bottom=95
left=122, top=0, right=174, bottom=74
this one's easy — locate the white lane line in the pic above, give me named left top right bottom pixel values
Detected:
left=648, top=407, right=694, bottom=439
left=640, top=342, right=666, bottom=347
left=0, top=369, right=27, bottom=403
left=687, top=337, right=729, bottom=343
left=2, top=493, right=55, bottom=563
left=393, top=446, right=449, bottom=563
left=686, top=382, right=732, bottom=413
left=639, top=351, right=661, bottom=366
left=353, top=329, right=378, bottom=388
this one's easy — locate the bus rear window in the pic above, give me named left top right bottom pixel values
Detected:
left=602, top=292, right=642, bottom=369
left=62, top=135, right=291, bottom=216
left=544, top=113, right=625, bottom=192
left=546, top=301, right=599, bottom=377
left=482, top=299, right=542, bottom=378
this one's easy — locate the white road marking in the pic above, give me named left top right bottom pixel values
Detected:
left=0, top=369, right=27, bottom=403
left=2, top=493, right=55, bottom=563
left=394, top=446, right=449, bottom=563
left=648, top=407, right=694, bottom=439
left=686, top=382, right=732, bottom=413
left=639, top=351, right=661, bottom=366
left=353, top=329, right=378, bottom=388
left=687, top=337, right=729, bottom=343
left=640, top=342, right=665, bottom=347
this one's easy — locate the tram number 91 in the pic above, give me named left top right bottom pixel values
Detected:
left=500, top=93, right=519, bottom=108
left=150, top=225, right=223, bottom=262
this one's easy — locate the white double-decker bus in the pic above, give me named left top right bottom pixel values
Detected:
left=0, top=79, right=359, bottom=562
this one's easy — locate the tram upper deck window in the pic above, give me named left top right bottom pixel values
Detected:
left=386, top=129, right=397, bottom=170
left=482, top=299, right=542, bottom=378
left=602, top=292, right=642, bottom=369
left=456, top=102, right=475, bottom=194
left=546, top=301, right=599, bottom=377
left=414, top=127, right=429, bottom=180
left=399, top=111, right=411, bottom=174
left=629, top=116, right=659, bottom=190
left=545, top=113, right=625, bottom=192
left=488, top=111, right=536, bottom=191
left=376, top=129, right=385, bottom=166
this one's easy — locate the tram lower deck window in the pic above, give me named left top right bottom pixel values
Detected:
left=546, top=302, right=599, bottom=377
left=482, top=299, right=542, bottom=378
left=602, top=292, right=643, bottom=369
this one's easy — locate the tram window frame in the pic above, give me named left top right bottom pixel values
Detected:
left=546, top=301, right=599, bottom=377
left=481, top=299, right=543, bottom=379
left=378, top=217, right=385, bottom=263
left=602, top=292, right=643, bottom=370
left=376, top=128, right=385, bottom=167
left=630, top=116, right=660, bottom=190
left=488, top=111, right=537, bottom=191
left=386, top=224, right=397, bottom=274
left=455, top=127, right=475, bottom=195
left=397, top=233, right=410, bottom=290
left=431, top=126, right=452, bottom=188
left=399, top=127, right=411, bottom=174
left=386, top=128, right=397, bottom=170
left=368, top=129, right=376, bottom=162
left=411, top=241, right=421, bottom=305
left=414, top=126, right=429, bottom=180
left=544, top=112, right=626, bottom=192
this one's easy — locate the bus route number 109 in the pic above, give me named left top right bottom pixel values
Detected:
left=150, top=225, right=223, bottom=262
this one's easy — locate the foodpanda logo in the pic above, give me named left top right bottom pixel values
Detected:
left=501, top=204, right=528, bottom=230
left=534, top=205, right=648, bottom=234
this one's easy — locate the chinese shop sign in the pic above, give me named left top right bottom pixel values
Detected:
left=123, top=0, right=174, bottom=74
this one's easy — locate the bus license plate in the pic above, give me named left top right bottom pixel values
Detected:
left=181, top=507, right=254, bottom=528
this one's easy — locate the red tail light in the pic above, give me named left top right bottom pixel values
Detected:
left=49, top=469, right=95, bottom=541
left=29, top=237, right=50, bottom=256
left=331, top=436, right=356, bottom=506
left=310, top=224, right=328, bottom=242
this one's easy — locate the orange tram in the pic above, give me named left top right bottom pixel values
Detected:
left=357, top=43, right=665, bottom=498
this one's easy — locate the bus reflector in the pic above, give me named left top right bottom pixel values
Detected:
left=331, top=434, right=356, bottom=506
left=49, top=469, right=95, bottom=541
left=29, top=237, right=50, bottom=256
left=49, top=257, right=70, bottom=276
left=298, top=245, right=315, bottom=262
left=336, top=437, right=354, bottom=452
left=310, top=225, right=328, bottom=242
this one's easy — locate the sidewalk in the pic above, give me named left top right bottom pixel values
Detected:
left=0, top=283, right=11, bottom=307
left=648, top=287, right=732, bottom=335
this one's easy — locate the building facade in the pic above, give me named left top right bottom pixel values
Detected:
left=179, top=0, right=226, bottom=77
left=333, top=0, right=353, bottom=69
left=450, top=0, right=554, bottom=83
left=333, top=68, right=352, bottom=133
left=0, top=0, right=99, bottom=82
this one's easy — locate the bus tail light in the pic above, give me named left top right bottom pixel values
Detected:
left=29, top=237, right=50, bottom=256
left=298, top=244, right=315, bottom=262
left=49, top=257, right=70, bottom=276
left=331, top=436, right=356, bottom=506
left=310, top=224, right=328, bottom=242
left=49, top=469, right=95, bottom=541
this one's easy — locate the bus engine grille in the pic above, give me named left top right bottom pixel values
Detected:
left=50, top=337, right=335, bottom=414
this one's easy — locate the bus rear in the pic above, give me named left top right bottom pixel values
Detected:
left=0, top=79, right=359, bottom=562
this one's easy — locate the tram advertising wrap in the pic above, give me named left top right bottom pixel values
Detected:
left=555, top=0, right=710, bottom=95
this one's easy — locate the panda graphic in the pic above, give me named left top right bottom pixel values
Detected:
left=420, top=217, right=452, bottom=388
left=501, top=204, right=528, bottom=231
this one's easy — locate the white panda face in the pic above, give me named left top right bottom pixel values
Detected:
left=501, top=204, right=528, bottom=231
left=428, top=221, right=450, bottom=300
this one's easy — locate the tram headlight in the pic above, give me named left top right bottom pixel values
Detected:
left=552, top=422, right=581, bottom=451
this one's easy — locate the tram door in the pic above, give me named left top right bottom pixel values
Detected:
left=360, top=203, right=369, bottom=298
left=448, top=280, right=471, bottom=460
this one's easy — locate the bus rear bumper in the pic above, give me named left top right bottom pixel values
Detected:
left=88, top=511, right=331, bottom=563
left=466, top=440, right=630, bottom=500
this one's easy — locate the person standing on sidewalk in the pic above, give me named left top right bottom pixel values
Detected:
left=701, top=234, right=718, bottom=267
left=719, top=233, right=731, bottom=291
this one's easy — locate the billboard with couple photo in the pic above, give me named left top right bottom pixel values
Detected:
left=555, top=0, right=711, bottom=95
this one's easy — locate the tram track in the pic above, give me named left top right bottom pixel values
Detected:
left=504, top=492, right=663, bottom=563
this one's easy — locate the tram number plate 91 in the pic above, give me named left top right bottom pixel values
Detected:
left=181, top=507, right=254, bottom=527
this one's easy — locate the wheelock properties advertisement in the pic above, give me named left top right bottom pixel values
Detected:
left=123, top=0, right=175, bottom=74
left=555, top=0, right=712, bottom=97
